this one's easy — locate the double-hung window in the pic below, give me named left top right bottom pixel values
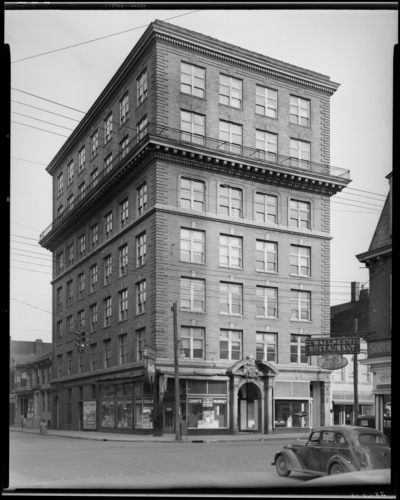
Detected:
left=119, top=334, right=128, bottom=365
left=290, top=335, right=310, bottom=364
left=79, top=234, right=86, bottom=256
left=120, top=198, right=129, bottom=227
left=119, top=289, right=128, bottom=321
left=90, top=304, right=98, bottom=332
left=290, top=139, right=311, bottom=169
left=181, top=327, right=205, bottom=359
left=136, top=280, right=146, bottom=314
left=78, top=273, right=85, bottom=299
left=289, top=199, right=311, bottom=229
left=255, top=193, right=278, bottom=224
left=137, top=116, right=147, bottom=141
left=136, top=232, right=146, bottom=267
left=220, top=282, right=242, bottom=315
left=220, top=330, right=242, bottom=361
left=256, top=240, right=277, bottom=273
left=119, top=244, right=128, bottom=277
left=58, top=252, right=64, bottom=273
left=180, top=228, right=205, bottom=263
left=67, top=352, right=73, bottom=376
left=136, top=328, right=145, bottom=361
left=90, top=264, right=97, bottom=293
left=67, top=280, right=73, bottom=305
left=104, top=339, right=112, bottom=368
left=67, top=315, right=73, bottom=340
left=256, top=130, right=277, bottom=161
left=181, top=110, right=205, bottom=145
left=290, top=245, right=311, bottom=277
left=219, top=185, right=243, bottom=217
left=104, top=153, right=113, bottom=174
left=68, top=244, right=74, bottom=265
left=105, top=112, right=113, bottom=142
left=91, top=130, right=98, bottom=159
left=219, top=235, right=242, bottom=268
left=120, top=93, right=129, bottom=124
left=57, top=172, right=64, bottom=196
left=78, top=181, right=86, bottom=200
left=57, top=320, right=63, bottom=342
left=180, top=62, right=205, bottom=98
left=90, top=344, right=97, bottom=371
left=91, top=168, right=98, bottom=188
left=219, top=74, right=242, bottom=108
left=290, top=96, right=311, bottom=126
left=256, top=85, right=277, bottom=118
left=219, top=120, right=242, bottom=154
left=57, top=205, right=63, bottom=221
left=181, top=278, right=205, bottom=312
left=91, top=223, right=98, bottom=247
left=78, top=146, right=85, bottom=173
left=290, top=290, right=311, bottom=321
left=105, top=211, right=113, bottom=236
left=104, top=255, right=112, bottom=285
left=137, top=69, right=148, bottom=105
left=180, top=178, right=205, bottom=211
left=57, top=286, right=63, bottom=311
left=256, top=333, right=277, bottom=362
left=78, top=309, right=85, bottom=330
left=67, top=161, right=74, bottom=186
left=256, top=286, right=278, bottom=318
left=104, top=297, right=112, bottom=327
left=137, top=182, right=147, bottom=215
left=67, top=194, right=74, bottom=213
left=120, top=135, right=129, bottom=159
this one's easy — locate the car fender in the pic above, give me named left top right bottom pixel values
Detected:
left=327, top=454, right=359, bottom=473
left=273, top=449, right=306, bottom=471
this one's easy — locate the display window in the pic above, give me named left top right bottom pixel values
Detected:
left=275, top=400, right=309, bottom=428
left=187, top=398, right=227, bottom=428
left=101, top=399, right=115, bottom=427
left=101, top=383, right=134, bottom=428
left=135, top=398, right=153, bottom=428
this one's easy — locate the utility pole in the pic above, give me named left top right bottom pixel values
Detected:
left=172, top=302, right=181, bottom=441
left=353, top=319, right=359, bottom=423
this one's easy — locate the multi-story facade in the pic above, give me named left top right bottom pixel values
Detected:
left=39, top=20, right=350, bottom=435
left=357, top=172, right=392, bottom=433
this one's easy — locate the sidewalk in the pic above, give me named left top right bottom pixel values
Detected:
left=10, top=426, right=309, bottom=443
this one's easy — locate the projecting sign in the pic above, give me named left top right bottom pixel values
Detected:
left=368, top=339, right=391, bottom=358
left=306, top=337, right=360, bottom=355
left=83, top=401, right=97, bottom=430
left=317, top=354, right=348, bottom=370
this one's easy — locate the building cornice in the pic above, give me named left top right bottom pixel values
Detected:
left=356, top=244, right=392, bottom=263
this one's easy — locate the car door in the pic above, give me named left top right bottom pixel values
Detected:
left=319, top=430, right=341, bottom=472
left=299, top=431, right=321, bottom=471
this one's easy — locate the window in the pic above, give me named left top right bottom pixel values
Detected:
left=79, top=234, right=86, bottom=256
left=68, top=244, right=74, bottom=265
left=136, top=232, right=146, bottom=266
left=220, top=329, right=242, bottom=361
left=57, top=355, right=62, bottom=377
left=181, top=327, right=205, bottom=359
left=105, top=211, right=113, bottom=235
left=56, top=286, right=63, bottom=311
left=78, top=273, right=85, bottom=299
left=136, top=328, right=145, bottom=361
left=255, top=193, right=278, bottom=224
left=57, top=172, right=64, bottom=196
left=137, top=69, right=148, bottom=105
left=104, top=339, right=112, bottom=368
left=78, top=146, right=85, bottom=173
left=67, top=280, right=73, bottom=305
left=120, top=92, right=129, bottom=124
left=67, top=194, right=74, bottom=212
left=120, top=198, right=129, bottom=227
left=119, top=289, right=128, bottom=321
left=137, top=116, right=147, bottom=141
left=219, top=121, right=242, bottom=154
left=91, top=130, right=99, bottom=159
left=91, top=168, right=98, bottom=188
left=90, top=344, right=97, bottom=371
left=256, top=333, right=277, bottom=362
left=290, top=139, right=311, bottom=169
left=256, top=130, right=278, bottom=161
left=90, top=264, right=98, bottom=293
left=137, top=182, right=147, bottom=215
left=57, top=252, right=64, bottom=273
left=290, top=95, right=311, bottom=126
left=67, top=351, right=73, bottom=375
left=90, top=303, right=98, bottom=332
left=104, top=153, right=113, bottom=174
left=57, top=204, right=63, bottom=221
left=180, top=228, right=205, bottom=263
left=181, top=278, right=205, bottom=312
left=290, top=290, right=311, bottom=321
left=120, top=135, right=129, bottom=159
left=78, top=309, right=85, bottom=330
left=104, top=255, right=112, bottom=285
left=67, top=315, right=73, bottom=340
left=289, top=199, right=311, bottom=229
left=119, top=334, right=128, bottom=365
left=78, top=181, right=86, bottom=200
left=105, top=112, right=113, bottom=142
left=219, top=185, right=243, bottom=217
left=256, top=286, right=278, bottom=318
left=180, top=178, right=205, bottom=211
left=256, top=85, right=277, bottom=118
left=290, top=245, right=311, bottom=277
left=290, top=335, right=310, bottom=364
left=91, top=223, right=99, bottom=247
left=219, top=235, right=242, bottom=268
left=256, top=240, right=277, bottom=273
left=181, top=110, right=205, bottom=145
left=219, top=74, right=242, bottom=108
left=119, top=244, right=128, bottom=277
left=220, top=282, right=242, bottom=315
left=181, top=62, right=205, bottom=98
left=67, top=160, right=74, bottom=186
left=57, top=320, right=63, bottom=341
left=136, top=281, right=146, bottom=314
left=104, top=297, right=112, bottom=327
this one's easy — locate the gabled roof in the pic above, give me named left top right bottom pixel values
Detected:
left=25, top=349, right=52, bottom=367
left=11, top=340, right=52, bottom=356
left=11, top=353, right=38, bottom=366
left=368, top=195, right=391, bottom=252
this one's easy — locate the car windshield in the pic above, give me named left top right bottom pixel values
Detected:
left=356, top=433, right=388, bottom=445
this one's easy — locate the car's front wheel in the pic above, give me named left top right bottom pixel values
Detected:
left=329, top=463, right=344, bottom=475
left=276, top=455, right=291, bottom=477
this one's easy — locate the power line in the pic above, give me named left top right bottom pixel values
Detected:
left=11, top=88, right=85, bottom=114
left=11, top=100, right=81, bottom=122
left=11, top=157, right=47, bottom=166
left=346, top=187, right=387, bottom=198
left=11, top=111, right=76, bottom=131
left=11, top=121, right=70, bottom=138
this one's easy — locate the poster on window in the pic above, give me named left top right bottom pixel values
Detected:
left=83, top=401, right=97, bottom=430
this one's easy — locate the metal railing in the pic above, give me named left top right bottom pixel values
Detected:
left=40, top=122, right=350, bottom=241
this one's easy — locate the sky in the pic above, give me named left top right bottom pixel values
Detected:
left=6, top=5, right=397, bottom=343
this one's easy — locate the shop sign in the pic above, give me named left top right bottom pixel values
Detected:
left=214, top=399, right=227, bottom=404
left=83, top=401, right=97, bottom=430
left=203, top=398, right=213, bottom=407
left=143, top=345, right=157, bottom=361
left=368, top=339, right=391, bottom=358
left=143, top=399, right=153, bottom=404
left=188, top=398, right=202, bottom=404
left=306, top=337, right=360, bottom=355
left=317, top=354, right=348, bottom=370
left=9, top=394, right=17, bottom=403
left=144, top=358, right=156, bottom=384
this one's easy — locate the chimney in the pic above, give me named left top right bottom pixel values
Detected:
left=35, top=339, right=43, bottom=355
left=351, top=282, right=360, bottom=303
left=360, top=286, right=369, bottom=300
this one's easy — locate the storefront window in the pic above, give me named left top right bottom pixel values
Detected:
left=275, top=401, right=309, bottom=428
left=187, top=398, right=227, bottom=428
left=101, top=383, right=133, bottom=428
left=101, top=400, right=115, bottom=427
left=135, top=398, right=153, bottom=428
left=116, top=399, right=132, bottom=428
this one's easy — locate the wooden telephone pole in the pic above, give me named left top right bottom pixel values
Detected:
left=172, top=302, right=182, bottom=441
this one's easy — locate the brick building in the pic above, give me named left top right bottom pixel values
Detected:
left=39, top=20, right=350, bottom=435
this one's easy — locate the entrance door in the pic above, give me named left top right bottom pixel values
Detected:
left=239, top=383, right=260, bottom=431
left=164, top=405, right=174, bottom=433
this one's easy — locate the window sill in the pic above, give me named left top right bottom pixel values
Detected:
left=180, top=92, right=206, bottom=102
left=180, top=309, right=206, bottom=314
left=256, top=315, right=278, bottom=320
left=255, top=112, right=278, bottom=121
left=289, top=122, right=311, bottom=129
left=119, top=120, right=130, bottom=130
left=255, top=270, right=279, bottom=275
left=289, top=319, right=311, bottom=323
left=90, top=153, right=98, bottom=162
left=103, top=324, right=112, bottom=329
left=103, top=282, right=111, bottom=288
left=179, top=260, right=206, bottom=266
left=135, top=263, right=146, bottom=270
left=135, top=312, right=146, bottom=317
left=219, top=102, right=243, bottom=112
left=118, top=319, right=128, bottom=324
left=219, top=313, right=243, bottom=317
left=136, top=98, right=148, bottom=110
left=290, top=274, right=312, bottom=279
left=219, top=265, right=243, bottom=271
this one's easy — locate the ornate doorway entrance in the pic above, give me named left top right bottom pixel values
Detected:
left=238, top=382, right=261, bottom=431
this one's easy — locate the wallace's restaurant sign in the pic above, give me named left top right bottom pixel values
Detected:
left=306, top=337, right=360, bottom=355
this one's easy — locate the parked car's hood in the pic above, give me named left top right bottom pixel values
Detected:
left=299, top=468, right=390, bottom=487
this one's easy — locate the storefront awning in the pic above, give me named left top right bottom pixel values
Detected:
left=97, top=372, right=144, bottom=384
left=164, top=374, right=229, bottom=381
left=332, top=391, right=374, bottom=404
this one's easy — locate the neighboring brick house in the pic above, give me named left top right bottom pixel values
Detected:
left=330, top=282, right=374, bottom=424
left=39, top=20, right=351, bottom=435
left=357, top=172, right=392, bottom=433
left=10, top=339, right=52, bottom=428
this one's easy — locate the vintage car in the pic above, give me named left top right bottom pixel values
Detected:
left=271, top=426, right=391, bottom=477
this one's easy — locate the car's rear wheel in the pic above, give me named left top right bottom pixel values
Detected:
left=329, top=463, right=344, bottom=475
left=276, top=455, right=291, bottom=477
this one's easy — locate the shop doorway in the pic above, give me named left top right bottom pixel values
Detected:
left=163, top=405, right=175, bottom=433
left=238, top=383, right=261, bottom=431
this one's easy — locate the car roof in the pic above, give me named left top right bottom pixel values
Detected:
left=311, top=426, right=385, bottom=435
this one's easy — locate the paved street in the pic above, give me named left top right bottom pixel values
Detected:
left=7, top=431, right=311, bottom=492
